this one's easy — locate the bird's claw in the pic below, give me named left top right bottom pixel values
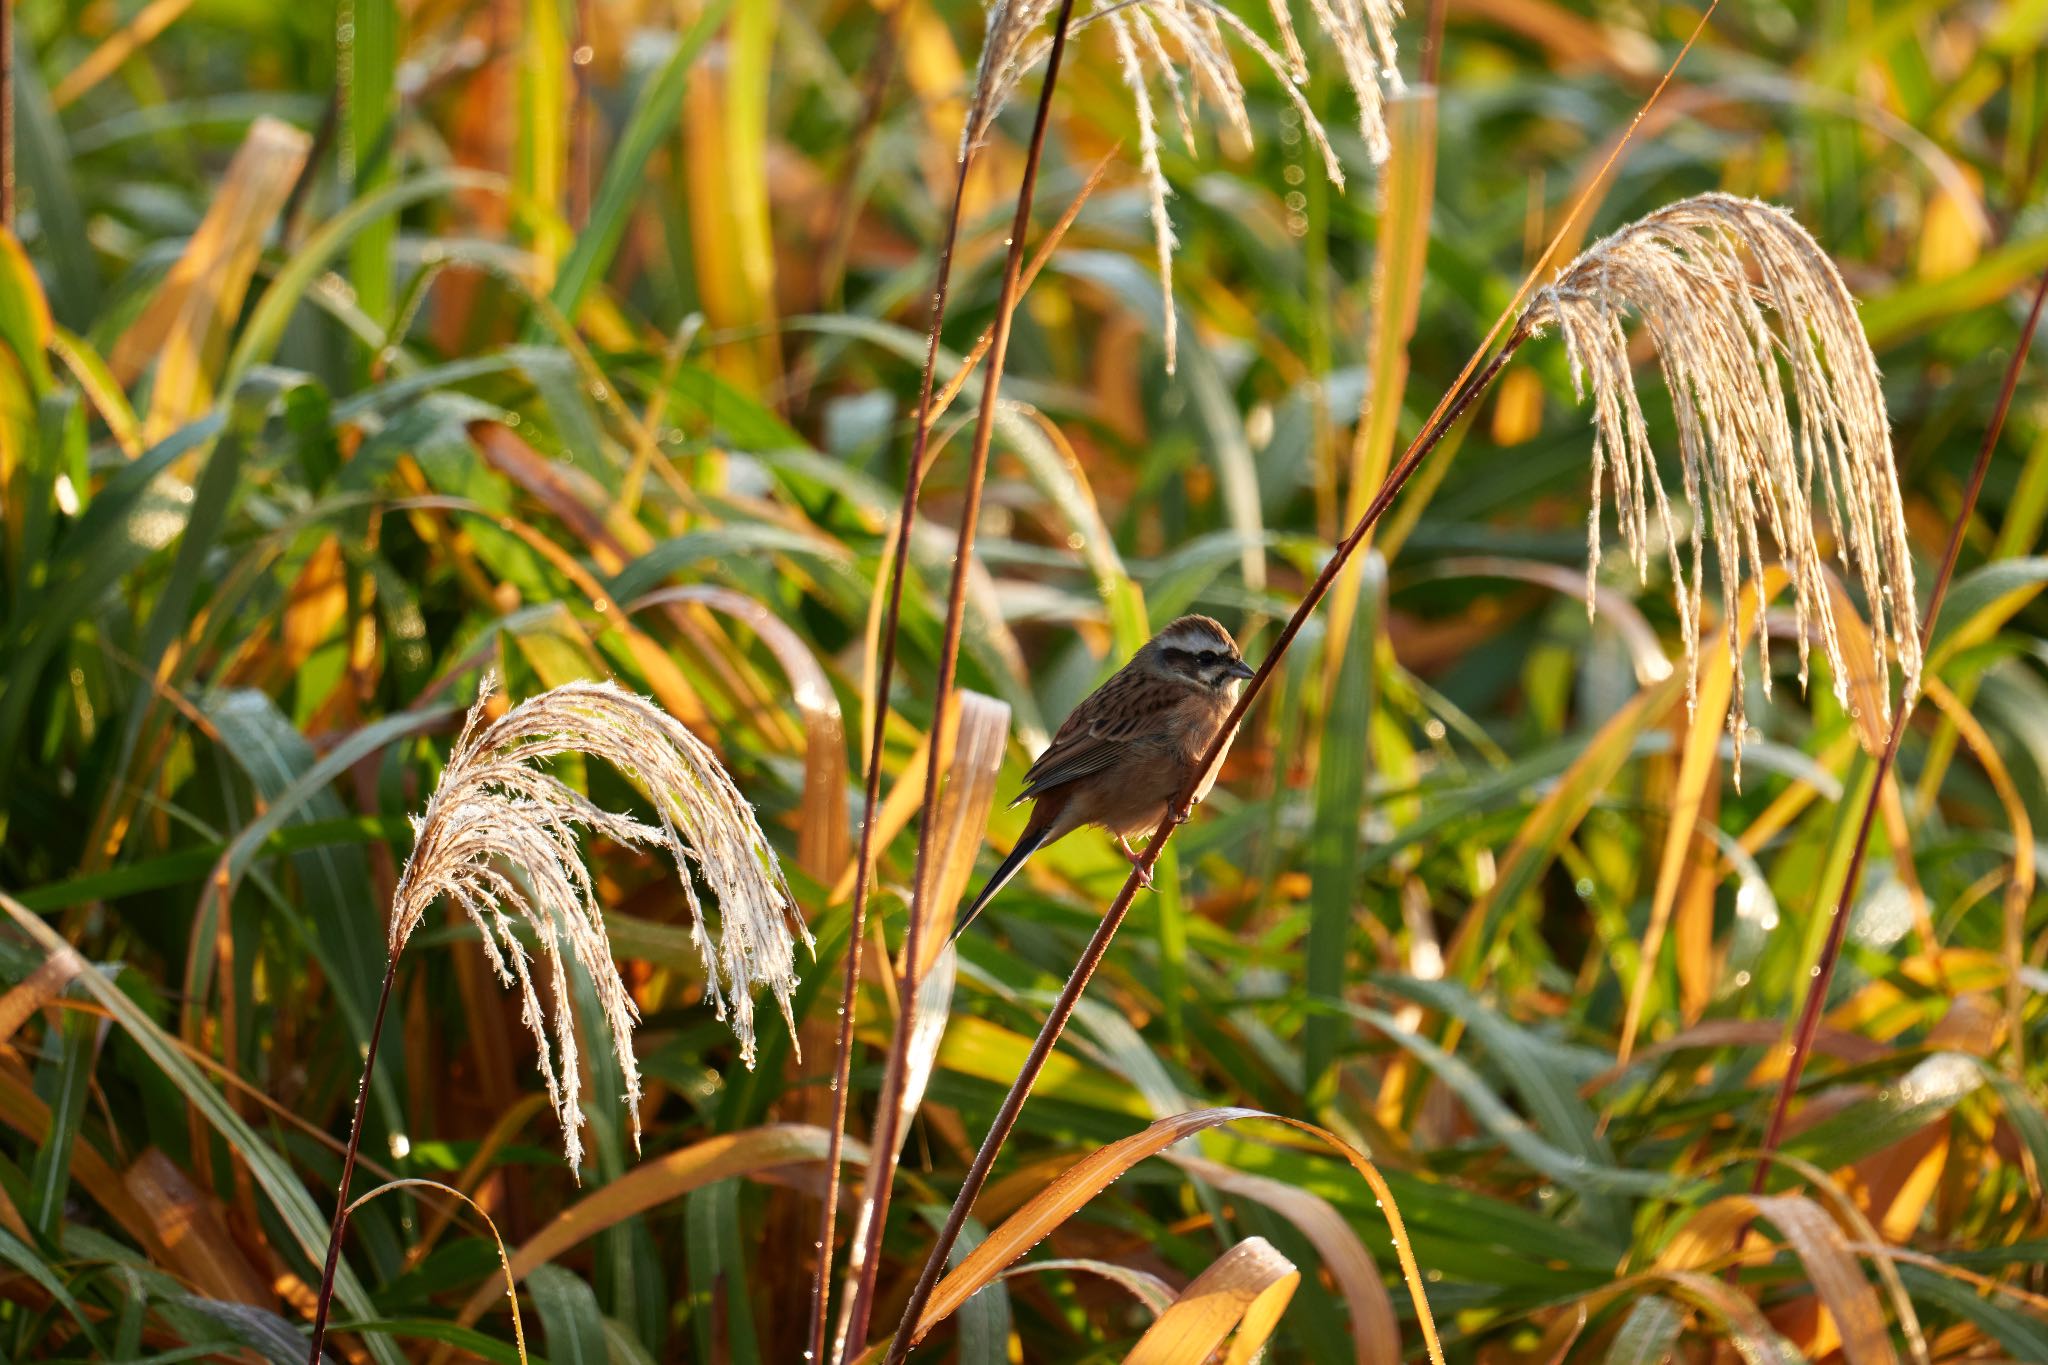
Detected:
left=1116, top=836, right=1157, bottom=890
left=1171, top=803, right=1193, bottom=825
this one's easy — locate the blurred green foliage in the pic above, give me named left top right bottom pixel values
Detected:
left=0, top=0, right=2044, bottom=1359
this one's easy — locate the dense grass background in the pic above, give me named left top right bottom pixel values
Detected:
left=1, top=0, right=2045, bottom=1359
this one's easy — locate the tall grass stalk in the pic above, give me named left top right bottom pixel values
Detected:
left=1751, top=268, right=2048, bottom=1190
left=807, top=138, right=976, bottom=1365
left=306, top=952, right=399, bottom=1364
left=838, top=1, right=1081, bottom=1353
left=807, top=147, right=1110, bottom=1364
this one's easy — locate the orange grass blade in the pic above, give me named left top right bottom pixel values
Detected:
left=123, top=1150, right=271, bottom=1307
left=455, top=1124, right=862, bottom=1328
left=898, top=1108, right=1443, bottom=1365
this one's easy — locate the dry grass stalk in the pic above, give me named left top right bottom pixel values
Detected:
left=1753, top=268, right=2048, bottom=1192
left=967, top=0, right=1403, bottom=370
left=890, top=23, right=1730, bottom=1355
left=1523, top=192, right=1921, bottom=772
left=844, top=4, right=1084, bottom=1351
left=390, top=676, right=804, bottom=1172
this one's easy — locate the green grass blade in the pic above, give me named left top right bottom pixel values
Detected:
left=0, top=893, right=405, bottom=1365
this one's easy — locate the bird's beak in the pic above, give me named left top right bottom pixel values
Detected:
left=1228, top=659, right=1256, bottom=681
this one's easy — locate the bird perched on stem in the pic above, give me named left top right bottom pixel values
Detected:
left=953, top=615, right=1255, bottom=940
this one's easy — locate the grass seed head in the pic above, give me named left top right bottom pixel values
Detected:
left=388, top=677, right=806, bottom=1175
left=1522, top=193, right=1921, bottom=774
left=964, top=0, right=1403, bottom=372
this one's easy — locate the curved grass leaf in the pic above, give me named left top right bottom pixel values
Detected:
left=0, top=892, right=403, bottom=1365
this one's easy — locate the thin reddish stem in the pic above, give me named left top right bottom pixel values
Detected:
left=1, top=0, right=13, bottom=230
left=841, top=3, right=1081, bottom=1352
left=808, top=144, right=1113, bottom=1365
left=881, top=334, right=1526, bottom=1363
left=306, top=957, right=399, bottom=1365
left=1751, top=269, right=2048, bottom=1189
left=806, top=145, right=976, bottom=1365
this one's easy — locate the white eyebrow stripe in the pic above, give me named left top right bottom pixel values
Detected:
left=1158, top=622, right=1229, bottom=654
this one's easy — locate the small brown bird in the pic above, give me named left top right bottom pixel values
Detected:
left=953, top=615, right=1255, bottom=939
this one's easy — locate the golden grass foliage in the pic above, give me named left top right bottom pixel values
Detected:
left=5, top=0, right=2046, bottom=1361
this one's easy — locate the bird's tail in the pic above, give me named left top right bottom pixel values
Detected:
left=951, top=823, right=1054, bottom=942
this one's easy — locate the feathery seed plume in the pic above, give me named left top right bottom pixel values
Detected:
left=1522, top=193, right=1921, bottom=771
left=388, top=677, right=806, bottom=1173
left=964, top=0, right=1404, bottom=371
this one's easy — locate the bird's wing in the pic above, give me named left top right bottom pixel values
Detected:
left=1013, top=667, right=1193, bottom=805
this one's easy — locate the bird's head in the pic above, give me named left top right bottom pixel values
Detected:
left=1141, top=615, right=1256, bottom=695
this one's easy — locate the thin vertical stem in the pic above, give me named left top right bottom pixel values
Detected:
left=807, top=138, right=1113, bottom=1365
left=1751, top=269, right=2048, bottom=1189
left=806, top=143, right=976, bottom=1365
left=882, top=334, right=1526, bottom=1363
left=841, top=1, right=1080, bottom=1354
left=306, top=957, right=399, bottom=1365
left=1, top=0, right=13, bottom=230
left=568, top=0, right=592, bottom=231
left=1419, top=0, right=1448, bottom=86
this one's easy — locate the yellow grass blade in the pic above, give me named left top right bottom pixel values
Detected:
left=682, top=1, right=782, bottom=397
left=517, top=0, right=571, bottom=279
left=49, top=0, right=196, bottom=109
left=0, top=231, right=57, bottom=561
left=1619, top=624, right=1733, bottom=1066
left=1660, top=1194, right=1899, bottom=1365
left=1915, top=680, right=2033, bottom=1068
left=48, top=326, right=142, bottom=457
left=832, top=722, right=936, bottom=903
left=1164, top=1152, right=1399, bottom=1359
left=1617, top=570, right=1785, bottom=1062
left=349, top=1178, right=528, bottom=1365
left=1325, top=86, right=1436, bottom=681
left=110, top=117, right=311, bottom=442
left=1122, top=1237, right=1299, bottom=1365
